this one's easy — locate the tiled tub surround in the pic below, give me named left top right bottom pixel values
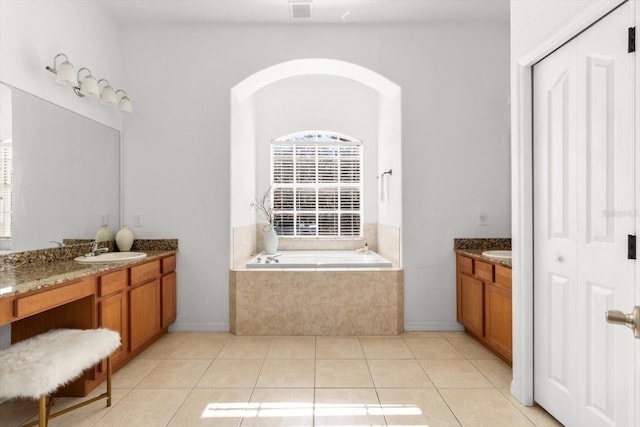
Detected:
left=454, top=238, right=512, bottom=268
left=230, top=224, right=403, bottom=335
left=230, top=269, right=404, bottom=336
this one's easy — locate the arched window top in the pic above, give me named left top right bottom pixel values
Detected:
left=273, top=130, right=362, bottom=145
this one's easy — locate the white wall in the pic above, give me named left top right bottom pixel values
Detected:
left=230, top=94, right=256, bottom=229
left=122, top=23, right=510, bottom=331
left=254, top=75, right=379, bottom=223
left=0, top=84, right=11, bottom=141
left=511, top=0, right=603, bottom=60
left=377, top=92, right=402, bottom=227
left=0, top=0, right=124, bottom=130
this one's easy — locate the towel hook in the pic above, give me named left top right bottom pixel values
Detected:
left=377, top=169, right=393, bottom=179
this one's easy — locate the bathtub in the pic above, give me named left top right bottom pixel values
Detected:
left=245, top=250, right=392, bottom=269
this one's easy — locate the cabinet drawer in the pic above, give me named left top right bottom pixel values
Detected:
left=99, top=269, right=128, bottom=296
left=457, top=255, right=473, bottom=276
left=14, top=278, right=95, bottom=318
left=130, top=260, right=161, bottom=286
left=475, top=260, right=494, bottom=282
left=495, top=265, right=512, bottom=289
left=162, top=255, right=176, bottom=274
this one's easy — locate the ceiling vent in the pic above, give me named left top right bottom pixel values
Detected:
left=290, top=1, right=312, bottom=19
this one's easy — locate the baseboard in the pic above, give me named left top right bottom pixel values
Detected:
left=168, top=321, right=464, bottom=333
left=169, top=322, right=229, bottom=332
left=404, top=322, right=464, bottom=332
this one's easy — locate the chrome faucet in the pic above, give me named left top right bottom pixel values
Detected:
left=265, top=254, right=281, bottom=264
left=86, top=241, right=109, bottom=257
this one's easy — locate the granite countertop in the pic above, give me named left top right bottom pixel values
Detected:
left=454, top=248, right=512, bottom=268
left=454, top=238, right=512, bottom=269
left=0, top=249, right=176, bottom=299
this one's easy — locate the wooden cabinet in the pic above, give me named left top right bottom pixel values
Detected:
left=459, top=274, right=484, bottom=337
left=161, top=255, right=177, bottom=329
left=3, top=253, right=177, bottom=396
left=484, top=281, right=512, bottom=360
left=99, top=292, right=127, bottom=366
left=456, top=253, right=512, bottom=364
left=128, top=258, right=169, bottom=353
left=161, top=272, right=177, bottom=328
left=130, top=279, right=161, bottom=351
left=98, top=269, right=128, bottom=367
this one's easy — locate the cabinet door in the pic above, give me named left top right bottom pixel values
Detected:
left=459, top=274, right=483, bottom=337
left=161, top=272, right=177, bottom=328
left=484, top=282, right=512, bottom=363
left=130, top=279, right=161, bottom=352
left=99, top=292, right=127, bottom=366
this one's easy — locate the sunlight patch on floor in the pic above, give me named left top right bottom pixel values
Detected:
left=201, top=401, right=422, bottom=419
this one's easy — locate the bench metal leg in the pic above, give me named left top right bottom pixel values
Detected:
left=107, top=354, right=112, bottom=407
left=38, top=396, right=46, bottom=427
left=24, top=355, right=114, bottom=427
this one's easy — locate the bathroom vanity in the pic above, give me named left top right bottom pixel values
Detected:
left=0, top=249, right=177, bottom=396
left=454, top=239, right=512, bottom=365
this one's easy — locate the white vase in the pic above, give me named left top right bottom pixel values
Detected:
left=263, top=224, right=279, bottom=255
left=115, top=225, right=134, bottom=252
left=95, top=225, right=114, bottom=242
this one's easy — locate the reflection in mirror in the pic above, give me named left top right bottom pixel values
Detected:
left=0, top=83, right=120, bottom=253
left=0, top=85, right=11, bottom=251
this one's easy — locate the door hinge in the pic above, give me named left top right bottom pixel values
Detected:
left=629, top=27, right=636, bottom=53
left=628, top=235, right=636, bottom=259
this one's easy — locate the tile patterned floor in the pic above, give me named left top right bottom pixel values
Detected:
left=0, top=331, right=563, bottom=426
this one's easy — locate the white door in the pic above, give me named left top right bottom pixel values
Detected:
left=533, top=2, right=636, bottom=426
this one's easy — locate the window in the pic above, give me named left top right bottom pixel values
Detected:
left=271, top=132, right=362, bottom=238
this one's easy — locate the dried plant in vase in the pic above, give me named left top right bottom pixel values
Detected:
left=251, top=187, right=274, bottom=227
left=251, top=187, right=278, bottom=254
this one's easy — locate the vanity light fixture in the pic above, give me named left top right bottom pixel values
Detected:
left=76, top=68, right=99, bottom=97
left=45, top=53, right=78, bottom=86
left=45, top=53, right=132, bottom=113
left=115, top=90, right=132, bottom=113
left=98, top=79, right=117, bottom=106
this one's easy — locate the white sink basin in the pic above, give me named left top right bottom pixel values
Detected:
left=481, top=250, right=512, bottom=260
left=74, top=252, right=147, bottom=264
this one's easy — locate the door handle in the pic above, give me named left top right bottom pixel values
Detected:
left=606, top=306, right=640, bottom=339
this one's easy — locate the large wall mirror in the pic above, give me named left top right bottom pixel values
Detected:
left=0, top=82, right=120, bottom=253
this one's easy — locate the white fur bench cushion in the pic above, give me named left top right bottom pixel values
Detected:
left=0, top=328, right=121, bottom=399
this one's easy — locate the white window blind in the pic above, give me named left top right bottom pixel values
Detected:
left=271, top=132, right=362, bottom=238
left=0, top=139, right=12, bottom=239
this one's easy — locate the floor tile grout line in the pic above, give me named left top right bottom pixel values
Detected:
left=434, top=388, right=465, bottom=427
left=163, top=386, right=198, bottom=427
left=497, top=388, right=543, bottom=427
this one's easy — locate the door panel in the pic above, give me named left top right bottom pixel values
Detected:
left=547, top=273, right=571, bottom=388
left=585, top=57, right=616, bottom=243
left=548, top=70, right=572, bottom=240
left=534, top=36, right=579, bottom=426
left=575, top=4, right=634, bottom=425
left=534, top=3, right=634, bottom=426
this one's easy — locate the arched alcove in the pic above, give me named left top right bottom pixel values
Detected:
left=230, top=58, right=402, bottom=269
